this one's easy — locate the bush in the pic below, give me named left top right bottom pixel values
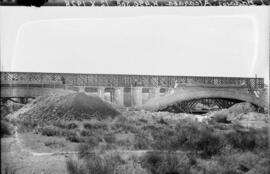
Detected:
left=140, top=152, right=163, bottom=174
left=2, top=166, right=19, bottom=174
left=208, top=121, right=233, bottom=130
left=112, top=123, right=139, bottom=134
left=157, top=118, right=168, bottom=125
left=37, top=126, right=77, bottom=137
left=44, top=141, right=65, bottom=148
left=249, top=158, right=270, bottom=174
left=80, top=129, right=93, bottom=137
left=138, top=118, right=148, bottom=124
left=17, top=119, right=37, bottom=133
left=134, top=133, right=152, bottom=150
left=115, top=115, right=127, bottom=123
left=53, top=121, right=78, bottom=129
left=66, top=158, right=87, bottom=174
left=174, top=119, right=203, bottom=146
left=83, top=153, right=124, bottom=174
left=160, top=119, right=224, bottom=157
left=66, top=134, right=83, bottom=143
left=158, top=152, right=191, bottom=174
left=85, top=155, right=111, bottom=174
left=77, top=136, right=102, bottom=159
left=192, top=159, right=224, bottom=174
left=83, top=122, right=108, bottom=131
left=225, top=127, right=269, bottom=151
left=141, top=152, right=191, bottom=174
left=80, top=133, right=101, bottom=146
left=78, top=143, right=95, bottom=159
left=98, top=143, right=117, bottom=152
left=104, top=134, right=116, bottom=144
left=40, top=126, right=60, bottom=136
left=85, top=136, right=100, bottom=146
left=1, top=121, right=12, bottom=137
left=193, top=129, right=224, bottom=158
left=221, top=169, right=241, bottom=174
left=225, top=129, right=256, bottom=151
left=116, top=139, right=132, bottom=148
left=114, top=161, right=148, bottom=174
left=60, top=129, right=77, bottom=137
left=212, top=112, right=231, bottom=124
left=83, top=123, right=93, bottom=130
left=53, top=121, right=67, bottom=129
left=236, top=152, right=259, bottom=172
left=151, top=127, right=175, bottom=150
left=252, top=127, right=269, bottom=150
left=217, top=152, right=260, bottom=173
left=67, top=123, right=78, bottom=129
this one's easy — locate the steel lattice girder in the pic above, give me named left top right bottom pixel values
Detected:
left=159, top=98, right=264, bottom=113
left=0, top=71, right=264, bottom=89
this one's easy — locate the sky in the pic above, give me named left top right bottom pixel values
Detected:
left=0, top=7, right=269, bottom=84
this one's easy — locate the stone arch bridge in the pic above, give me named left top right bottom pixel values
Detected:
left=0, top=71, right=267, bottom=113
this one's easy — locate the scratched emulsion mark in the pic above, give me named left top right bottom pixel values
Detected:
left=63, top=0, right=269, bottom=6
left=16, top=0, right=48, bottom=7
left=2, top=0, right=268, bottom=6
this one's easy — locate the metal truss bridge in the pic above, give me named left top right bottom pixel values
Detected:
left=1, top=71, right=267, bottom=113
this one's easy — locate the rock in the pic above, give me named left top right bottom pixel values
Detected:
left=227, top=102, right=256, bottom=116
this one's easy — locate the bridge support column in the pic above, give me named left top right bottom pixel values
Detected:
left=97, top=87, right=105, bottom=100
left=149, top=87, right=160, bottom=99
left=167, top=88, right=175, bottom=95
left=131, top=87, right=143, bottom=107
left=78, top=86, right=85, bottom=93
left=113, top=87, right=124, bottom=106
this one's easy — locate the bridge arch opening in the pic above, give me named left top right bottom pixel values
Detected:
left=160, top=88, right=168, bottom=96
left=158, top=97, right=264, bottom=114
left=104, top=88, right=115, bottom=102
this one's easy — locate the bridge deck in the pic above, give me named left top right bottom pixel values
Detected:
left=0, top=71, right=264, bottom=89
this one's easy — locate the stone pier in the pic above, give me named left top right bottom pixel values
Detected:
left=97, top=87, right=105, bottom=99
left=131, top=87, right=143, bottom=106
left=78, top=86, right=85, bottom=93
left=70, top=86, right=162, bottom=107
left=114, top=87, right=124, bottom=106
left=149, top=87, right=160, bottom=99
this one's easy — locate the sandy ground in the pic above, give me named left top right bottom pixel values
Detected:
left=1, top=126, right=153, bottom=174
left=1, top=130, right=73, bottom=174
left=1, top=128, right=185, bottom=174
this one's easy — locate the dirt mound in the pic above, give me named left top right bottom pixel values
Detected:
left=1, top=101, right=25, bottom=117
left=208, top=102, right=256, bottom=118
left=10, top=92, right=120, bottom=122
left=229, top=112, right=268, bottom=122
left=227, top=102, right=256, bottom=115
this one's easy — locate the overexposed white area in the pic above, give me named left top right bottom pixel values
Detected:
left=0, top=7, right=269, bottom=84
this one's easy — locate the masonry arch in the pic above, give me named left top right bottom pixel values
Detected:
left=140, top=87, right=267, bottom=112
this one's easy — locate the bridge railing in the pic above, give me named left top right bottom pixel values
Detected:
left=0, top=71, right=264, bottom=89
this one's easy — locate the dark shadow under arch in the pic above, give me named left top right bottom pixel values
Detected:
left=158, top=97, right=264, bottom=114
